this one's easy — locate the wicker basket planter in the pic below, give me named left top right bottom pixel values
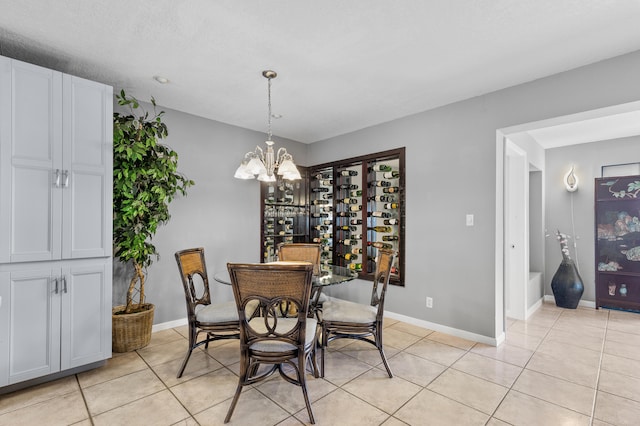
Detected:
left=112, top=303, right=155, bottom=353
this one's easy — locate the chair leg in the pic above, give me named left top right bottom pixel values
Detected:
left=298, top=355, right=315, bottom=424
left=320, top=324, right=327, bottom=378
left=376, top=326, right=393, bottom=378
left=224, top=383, right=244, bottom=423
left=177, top=324, right=197, bottom=378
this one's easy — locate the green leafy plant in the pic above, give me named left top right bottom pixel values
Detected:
left=113, top=90, right=194, bottom=314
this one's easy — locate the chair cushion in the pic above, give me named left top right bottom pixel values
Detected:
left=196, top=300, right=259, bottom=323
left=323, top=299, right=376, bottom=324
left=315, top=292, right=329, bottom=304
left=248, top=317, right=318, bottom=352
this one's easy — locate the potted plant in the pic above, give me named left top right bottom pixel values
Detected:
left=112, top=90, right=194, bottom=352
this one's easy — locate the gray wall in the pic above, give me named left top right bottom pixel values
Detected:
left=544, top=136, right=640, bottom=302
left=116, top=49, right=640, bottom=339
left=309, top=50, right=640, bottom=338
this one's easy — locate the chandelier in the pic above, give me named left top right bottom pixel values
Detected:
left=234, top=70, right=301, bottom=182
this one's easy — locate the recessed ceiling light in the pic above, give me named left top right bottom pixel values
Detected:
left=153, top=75, right=169, bottom=84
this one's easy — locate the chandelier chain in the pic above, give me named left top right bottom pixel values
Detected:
left=267, top=76, right=273, bottom=141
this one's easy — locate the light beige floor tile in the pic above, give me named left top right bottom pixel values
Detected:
left=71, top=420, right=93, bottom=426
left=508, top=320, right=551, bottom=338
left=83, top=368, right=165, bottom=415
left=544, top=324, right=605, bottom=352
left=204, top=339, right=242, bottom=366
left=427, top=368, right=508, bottom=415
left=321, top=350, right=373, bottom=387
left=92, top=389, right=190, bottom=426
left=382, top=351, right=447, bottom=387
left=512, top=369, right=595, bottom=415
left=171, top=368, right=239, bottom=414
left=594, top=391, right=640, bottom=426
left=342, top=368, right=422, bottom=413
left=147, top=328, right=186, bottom=347
left=255, top=370, right=337, bottom=414
left=276, top=415, right=306, bottom=425
left=194, top=388, right=290, bottom=426
left=380, top=328, right=423, bottom=350
left=0, top=375, right=79, bottom=415
left=470, top=342, right=534, bottom=367
left=556, top=308, right=609, bottom=329
left=522, top=309, right=561, bottom=328
left=298, top=388, right=389, bottom=425
left=339, top=339, right=400, bottom=369
left=600, top=352, right=640, bottom=379
left=382, top=317, right=399, bottom=328
left=505, top=317, right=518, bottom=329
left=77, top=351, right=147, bottom=388
left=606, top=328, right=640, bottom=347
left=152, top=350, right=224, bottom=387
left=387, top=321, right=433, bottom=337
left=427, top=331, right=476, bottom=350
left=137, top=338, right=195, bottom=367
left=394, top=388, right=489, bottom=426
left=525, top=351, right=599, bottom=388
left=0, top=389, right=88, bottom=426
left=171, top=418, right=199, bottom=426
left=604, top=339, right=640, bottom=361
left=598, top=369, right=640, bottom=402
left=452, top=352, right=522, bottom=387
left=493, top=390, right=591, bottom=425
left=485, top=418, right=512, bottom=426
left=403, top=338, right=466, bottom=366
left=504, top=330, right=543, bottom=351
left=607, top=310, right=640, bottom=335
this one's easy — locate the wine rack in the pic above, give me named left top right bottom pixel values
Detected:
left=260, top=148, right=405, bottom=285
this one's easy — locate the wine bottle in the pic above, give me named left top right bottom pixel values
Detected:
left=382, top=186, right=399, bottom=193
left=368, top=180, right=391, bottom=187
left=339, top=197, right=358, bottom=204
left=382, top=171, right=399, bottom=179
left=340, top=170, right=358, bottom=176
left=314, top=225, right=329, bottom=231
left=319, top=179, right=333, bottom=186
left=349, top=263, right=363, bottom=271
left=311, top=187, right=329, bottom=192
left=382, top=235, right=398, bottom=241
left=312, top=199, right=329, bottom=205
left=337, top=183, right=358, bottom=190
left=383, top=218, right=399, bottom=225
left=367, top=226, right=392, bottom=233
left=368, top=211, right=391, bottom=218
left=323, top=219, right=333, bottom=225
left=314, top=173, right=331, bottom=179
left=367, top=241, right=393, bottom=249
left=320, top=206, right=333, bottom=212
left=351, top=247, right=363, bottom=254
left=383, top=202, right=399, bottom=209
left=319, top=233, right=331, bottom=239
left=349, top=205, right=362, bottom=212
left=349, top=190, right=362, bottom=197
left=312, top=238, right=329, bottom=244
left=311, top=212, right=328, bottom=218
left=368, top=194, right=394, bottom=203
left=350, top=234, right=363, bottom=240
left=322, top=193, right=333, bottom=199
left=350, top=218, right=362, bottom=225
left=338, top=239, right=352, bottom=246
left=337, top=253, right=358, bottom=261
left=368, top=164, right=392, bottom=172
left=338, top=225, right=358, bottom=231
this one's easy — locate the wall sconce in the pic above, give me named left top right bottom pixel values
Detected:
left=564, top=165, right=579, bottom=192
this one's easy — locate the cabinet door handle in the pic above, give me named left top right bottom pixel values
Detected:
left=53, top=277, right=59, bottom=294
left=62, top=276, right=67, bottom=293
left=54, top=169, right=61, bottom=187
left=62, top=170, right=69, bottom=188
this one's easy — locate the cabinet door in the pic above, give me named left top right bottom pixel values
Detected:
left=0, top=58, right=63, bottom=263
left=60, top=260, right=112, bottom=369
left=6, top=267, right=62, bottom=384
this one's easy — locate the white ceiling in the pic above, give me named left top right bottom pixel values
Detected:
left=1, top=0, right=640, bottom=144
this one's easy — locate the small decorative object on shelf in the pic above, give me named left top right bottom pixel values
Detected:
left=551, top=230, right=584, bottom=309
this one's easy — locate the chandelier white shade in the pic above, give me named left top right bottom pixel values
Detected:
left=234, top=70, right=301, bottom=182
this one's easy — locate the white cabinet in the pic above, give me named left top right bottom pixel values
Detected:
left=0, top=55, right=112, bottom=388
left=0, top=259, right=111, bottom=385
left=0, top=56, right=112, bottom=263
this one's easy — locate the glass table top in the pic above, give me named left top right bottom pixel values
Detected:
left=213, top=263, right=357, bottom=287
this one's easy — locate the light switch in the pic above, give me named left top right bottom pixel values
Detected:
left=466, top=214, right=474, bottom=226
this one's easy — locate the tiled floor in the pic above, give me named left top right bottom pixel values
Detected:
left=2, top=302, right=640, bottom=425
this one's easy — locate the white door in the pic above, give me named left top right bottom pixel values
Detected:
left=505, top=140, right=528, bottom=320
left=61, top=260, right=111, bottom=369
left=62, top=75, right=113, bottom=259
left=0, top=58, right=63, bottom=263
left=7, top=267, right=62, bottom=384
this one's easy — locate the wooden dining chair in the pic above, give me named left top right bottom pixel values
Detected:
left=225, top=262, right=318, bottom=424
left=277, top=243, right=321, bottom=275
left=174, top=247, right=243, bottom=378
left=321, top=248, right=396, bottom=378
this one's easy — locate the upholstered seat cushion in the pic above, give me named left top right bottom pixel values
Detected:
left=196, top=300, right=259, bottom=323
left=248, top=317, right=318, bottom=352
left=322, top=298, right=376, bottom=323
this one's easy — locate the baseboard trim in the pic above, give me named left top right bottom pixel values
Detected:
left=543, top=295, right=596, bottom=309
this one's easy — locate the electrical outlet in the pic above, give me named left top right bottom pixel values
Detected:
left=426, top=297, right=433, bottom=308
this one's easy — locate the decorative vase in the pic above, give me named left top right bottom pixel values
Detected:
left=551, top=259, right=584, bottom=309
